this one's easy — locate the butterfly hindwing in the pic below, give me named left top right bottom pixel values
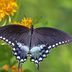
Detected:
left=30, top=27, right=72, bottom=64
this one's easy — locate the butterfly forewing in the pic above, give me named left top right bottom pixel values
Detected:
left=34, top=27, right=72, bottom=45
left=30, top=27, right=72, bottom=64
left=0, top=25, right=29, bottom=43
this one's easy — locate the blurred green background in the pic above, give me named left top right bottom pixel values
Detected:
left=0, top=0, right=72, bottom=72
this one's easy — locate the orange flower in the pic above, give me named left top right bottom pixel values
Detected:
left=18, top=68, right=23, bottom=72
left=12, top=66, right=17, bottom=72
left=0, top=0, right=18, bottom=21
left=4, top=0, right=17, bottom=16
left=20, top=18, right=32, bottom=28
left=12, top=66, right=24, bottom=72
left=2, top=64, right=24, bottom=72
left=2, top=64, right=9, bottom=71
left=11, top=18, right=32, bottom=28
left=0, top=10, right=5, bottom=21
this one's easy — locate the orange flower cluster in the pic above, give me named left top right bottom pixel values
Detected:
left=12, top=18, right=32, bottom=28
left=2, top=64, right=9, bottom=71
left=2, top=64, right=23, bottom=72
left=0, top=0, right=18, bottom=21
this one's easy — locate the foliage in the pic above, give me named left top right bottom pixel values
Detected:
left=0, top=0, right=72, bottom=72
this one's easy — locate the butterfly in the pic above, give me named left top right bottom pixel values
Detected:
left=0, top=24, right=72, bottom=70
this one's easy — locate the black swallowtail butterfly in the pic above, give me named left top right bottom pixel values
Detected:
left=0, top=24, right=72, bottom=70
